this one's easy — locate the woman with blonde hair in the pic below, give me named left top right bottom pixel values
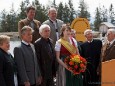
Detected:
left=0, top=35, right=15, bottom=86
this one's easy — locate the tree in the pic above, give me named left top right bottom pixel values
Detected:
left=109, top=4, right=115, bottom=24
left=94, top=7, right=102, bottom=31
left=52, top=0, right=56, bottom=7
left=68, top=0, right=76, bottom=23
left=0, top=9, right=8, bottom=32
left=9, top=4, right=18, bottom=31
left=101, top=5, right=108, bottom=22
left=78, top=0, right=90, bottom=20
left=63, top=3, right=70, bottom=23
left=57, top=2, right=64, bottom=20
left=0, top=4, right=18, bottom=32
left=32, top=0, right=47, bottom=23
left=18, top=1, right=27, bottom=20
left=18, top=0, right=30, bottom=20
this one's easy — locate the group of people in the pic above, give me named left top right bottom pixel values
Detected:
left=0, top=5, right=115, bottom=86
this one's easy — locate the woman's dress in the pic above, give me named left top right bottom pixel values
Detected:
left=55, top=37, right=83, bottom=86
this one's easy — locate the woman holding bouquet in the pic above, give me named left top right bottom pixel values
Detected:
left=55, top=24, right=83, bottom=86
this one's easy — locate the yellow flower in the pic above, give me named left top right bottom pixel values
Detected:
left=71, top=55, right=80, bottom=63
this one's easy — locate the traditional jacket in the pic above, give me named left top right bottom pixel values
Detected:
left=102, top=41, right=115, bottom=62
left=18, top=18, right=41, bottom=43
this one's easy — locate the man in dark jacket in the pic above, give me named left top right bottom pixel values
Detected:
left=80, top=29, right=102, bottom=86
left=14, top=26, right=41, bottom=86
left=34, top=24, right=56, bottom=86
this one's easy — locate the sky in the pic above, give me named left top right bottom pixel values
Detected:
left=0, top=0, right=115, bottom=19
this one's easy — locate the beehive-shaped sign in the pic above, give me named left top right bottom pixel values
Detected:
left=71, top=18, right=90, bottom=42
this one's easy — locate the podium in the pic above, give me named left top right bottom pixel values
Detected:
left=101, top=59, right=115, bottom=86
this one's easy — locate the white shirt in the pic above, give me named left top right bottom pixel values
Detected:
left=109, top=39, right=115, bottom=45
left=55, top=37, right=78, bottom=51
left=22, top=40, right=30, bottom=45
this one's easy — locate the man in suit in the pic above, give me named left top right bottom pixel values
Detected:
left=80, top=29, right=102, bottom=86
left=34, top=24, right=56, bottom=86
left=18, top=6, right=41, bottom=43
left=42, top=7, right=64, bottom=46
left=14, top=26, right=41, bottom=86
left=102, top=29, right=115, bottom=62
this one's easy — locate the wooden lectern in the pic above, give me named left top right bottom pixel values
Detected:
left=101, top=59, right=115, bottom=86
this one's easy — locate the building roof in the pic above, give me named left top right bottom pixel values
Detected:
left=100, top=22, right=115, bottom=28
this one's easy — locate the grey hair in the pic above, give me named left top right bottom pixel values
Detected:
left=107, top=29, right=115, bottom=35
left=84, top=29, right=92, bottom=36
left=0, top=35, right=10, bottom=45
left=48, top=7, right=57, bottom=14
left=39, top=24, right=50, bottom=34
left=21, top=26, right=33, bottom=35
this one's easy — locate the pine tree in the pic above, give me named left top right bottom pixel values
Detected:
left=63, top=3, right=70, bottom=23
left=109, top=4, right=115, bottom=24
left=101, top=5, right=108, bottom=22
left=18, top=1, right=27, bottom=20
left=68, top=0, right=76, bottom=23
left=94, top=7, right=102, bottom=31
left=9, top=4, right=18, bottom=32
left=33, top=0, right=47, bottom=23
left=78, top=0, right=90, bottom=20
left=0, top=10, right=7, bottom=32
left=57, top=2, right=64, bottom=20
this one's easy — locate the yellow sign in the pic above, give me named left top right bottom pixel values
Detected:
left=71, top=18, right=90, bottom=42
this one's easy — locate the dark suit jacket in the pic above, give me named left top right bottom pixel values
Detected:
left=14, top=42, right=41, bottom=85
left=0, top=48, right=15, bottom=86
left=102, top=41, right=115, bottom=62
left=80, top=39, right=102, bottom=86
left=18, top=18, right=41, bottom=43
left=34, top=37, right=56, bottom=79
left=80, top=39, right=102, bottom=69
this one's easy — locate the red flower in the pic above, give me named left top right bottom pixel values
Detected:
left=80, top=63, right=85, bottom=68
left=69, top=61, right=74, bottom=65
left=80, top=57, right=86, bottom=62
left=74, top=65, right=78, bottom=69
left=64, top=54, right=87, bottom=75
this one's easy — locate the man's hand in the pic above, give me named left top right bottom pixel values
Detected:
left=24, top=81, right=30, bottom=86
left=36, top=76, right=42, bottom=85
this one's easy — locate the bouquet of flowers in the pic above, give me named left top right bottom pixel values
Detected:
left=64, top=54, right=87, bottom=75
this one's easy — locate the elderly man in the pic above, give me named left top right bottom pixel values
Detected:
left=42, top=7, right=64, bottom=46
left=18, top=6, right=41, bottom=43
left=102, top=29, right=115, bottom=62
left=80, top=29, right=102, bottom=86
left=14, top=26, right=41, bottom=86
left=34, top=24, right=56, bottom=86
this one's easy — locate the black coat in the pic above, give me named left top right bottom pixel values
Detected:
left=0, top=48, right=15, bottom=86
left=34, top=37, right=56, bottom=86
left=80, top=39, right=102, bottom=86
left=80, top=39, right=102, bottom=69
